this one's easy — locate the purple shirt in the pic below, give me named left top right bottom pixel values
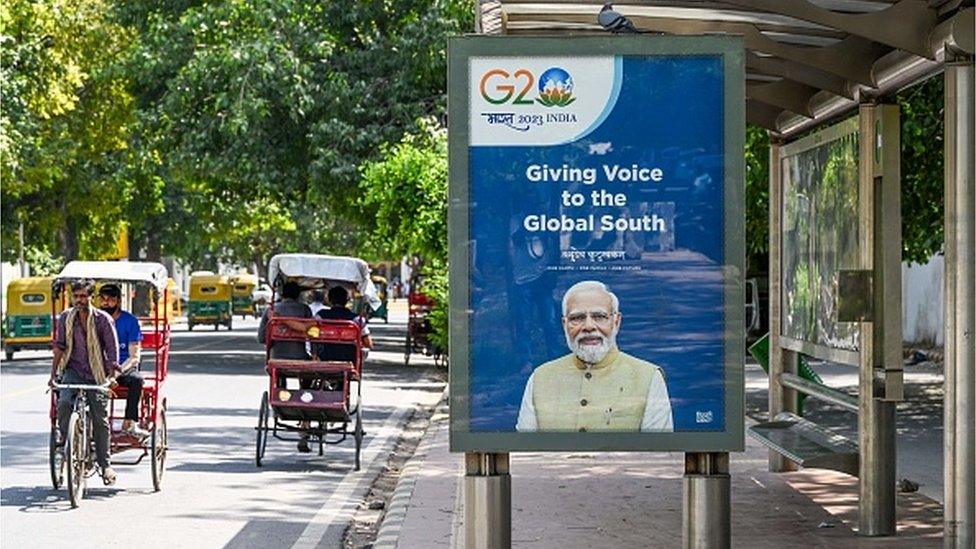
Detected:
left=55, top=308, right=119, bottom=381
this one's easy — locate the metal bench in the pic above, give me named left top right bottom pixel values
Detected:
left=748, top=411, right=859, bottom=476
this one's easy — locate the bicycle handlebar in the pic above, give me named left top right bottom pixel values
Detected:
left=52, top=382, right=111, bottom=393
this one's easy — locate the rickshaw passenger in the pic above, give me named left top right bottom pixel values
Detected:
left=98, top=284, right=150, bottom=438
left=257, top=281, right=312, bottom=360
left=49, top=279, right=120, bottom=486
left=314, top=286, right=373, bottom=362
left=308, top=290, right=327, bottom=317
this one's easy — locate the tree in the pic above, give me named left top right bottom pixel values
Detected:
left=1, top=0, right=136, bottom=262
left=359, top=120, right=449, bottom=348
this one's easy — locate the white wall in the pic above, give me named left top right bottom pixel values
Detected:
left=902, top=254, right=944, bottom=346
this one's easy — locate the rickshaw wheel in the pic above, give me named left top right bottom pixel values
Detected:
left=49, top=426, right=64, bottom=489
left=404, top=331, right=412, bottom=366
left=65, top=412, right=86, bottom=508
left=255, top=392, right=269, bottom=467
left=151, top=401, right=168, bottom=491
left=354, top=407, right=363, bottom=471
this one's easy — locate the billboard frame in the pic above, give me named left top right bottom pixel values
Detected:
left=448, top=35, right=745, bottom=453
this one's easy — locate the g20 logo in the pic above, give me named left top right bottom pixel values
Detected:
left=479, top=67, right=576, bottom=107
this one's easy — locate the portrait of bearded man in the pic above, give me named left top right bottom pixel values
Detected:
left=516, top=280, right=673, bottom=432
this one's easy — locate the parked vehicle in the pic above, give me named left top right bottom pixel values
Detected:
left=3, top=277, right=62, bottom=360
left=188, top=273, right=233, bottom=331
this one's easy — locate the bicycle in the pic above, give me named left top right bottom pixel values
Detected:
left=50, top=381, right=111, bottom=508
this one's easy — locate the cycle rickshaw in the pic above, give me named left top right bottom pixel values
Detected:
left=405, top=276, right=445, bottom=366
left=49, top=261, right=171, bottom=507
left=255, top=253, right=380, bottom=470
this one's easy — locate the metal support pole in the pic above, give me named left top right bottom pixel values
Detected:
left=857, top=102, right=901, bottom=536
left=464, top=452, right=511, bottom=549
left=683, top=452, right=731, bottom=549
left=767, top=140, right=798, bottom=472
left=944, top=56, right=975, bottom=549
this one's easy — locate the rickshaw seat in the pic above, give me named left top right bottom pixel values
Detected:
left=266, top=359, right=356, bottom=375
left=140, top=330, right=169, bottom=350
left=109, top=381, right=158, bottom=401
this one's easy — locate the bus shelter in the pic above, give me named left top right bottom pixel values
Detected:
left=472, top=1, right=973, bottom=546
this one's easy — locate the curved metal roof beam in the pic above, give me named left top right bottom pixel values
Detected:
left=507, top=11, right=888, bottom=85
left=719, top=0, right=938, bottom=58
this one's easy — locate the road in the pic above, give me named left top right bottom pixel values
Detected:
left=0, top=304, right=445, bottom=548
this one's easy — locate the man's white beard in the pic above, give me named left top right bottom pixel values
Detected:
left=567, top=329, right=617, bottom=365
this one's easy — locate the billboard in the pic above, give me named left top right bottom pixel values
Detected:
left=449, top=36, right=744, bottom=452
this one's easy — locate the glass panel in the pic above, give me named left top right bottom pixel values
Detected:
left=781, top=127, right=860, bottom=351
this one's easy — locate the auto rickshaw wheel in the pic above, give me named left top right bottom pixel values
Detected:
left=151, top=401, right=168, bottom=491
left=213, top=322, right=219, bottom=331
left=255, top=392, right=269, bottom=467
left=49, top=425, right=64, bottom=489
left=188, top=322, right=194, bottom=331
left=5, top=349, right=13, bottom=361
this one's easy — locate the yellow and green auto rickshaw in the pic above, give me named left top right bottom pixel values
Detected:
left=229, top=273, right=258, bottom=319
left=188, top=273, right=233, bottom=331
left=3, top=277, right=60, bottom=360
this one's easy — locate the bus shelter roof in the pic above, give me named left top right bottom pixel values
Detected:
left=479, top=0, right=973, bottom=139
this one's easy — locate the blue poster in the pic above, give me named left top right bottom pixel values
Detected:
left=466, top=54, right=727, bottom=434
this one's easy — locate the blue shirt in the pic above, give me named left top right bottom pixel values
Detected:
left=114, top=311, right=143, bottom=364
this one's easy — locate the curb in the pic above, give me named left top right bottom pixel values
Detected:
left=373, top=393, right=449, bottom=549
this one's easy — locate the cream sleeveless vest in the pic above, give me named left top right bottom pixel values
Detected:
left=531, top=349, right=660, bottom=431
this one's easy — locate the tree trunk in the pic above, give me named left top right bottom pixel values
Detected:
left=60, top=215, right=79, bottom=261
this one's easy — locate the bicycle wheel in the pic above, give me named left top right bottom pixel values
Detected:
left=353, top=405, right=363, bottom=471
left=49, top=426, right=64, bottom=489
left=151, top=400, right=168, bottom=491
left=65, top=412, right=86, bottom=508
left=404, top=329, right=412, bottom=366
left=255, top=392, right=269, bottom=467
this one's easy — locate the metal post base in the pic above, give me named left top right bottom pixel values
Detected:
left=683, top=452, right=730, bottom=549
left=464, top=452, right=511, bottom=549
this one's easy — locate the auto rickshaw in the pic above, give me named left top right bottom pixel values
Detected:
left=230, top=274, right=258, bottom=319
left=3, top=277, right=61, bottom=360
left=167, top=278, right=182, bottom=319
left=188, top=273, right=233, bottom=331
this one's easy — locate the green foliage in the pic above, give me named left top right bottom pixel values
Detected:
left=2, top=0, right=472, bottom=272
left=359, top=120, right=449, bottom=347
left=744, top=125, right=769, bottom=274
left=1, top=0, right=136, bottom=261
left=358, top=119, right=447, bottom=263
left=898, top=76, right=943, bottom=264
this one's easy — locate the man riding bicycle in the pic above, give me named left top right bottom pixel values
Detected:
left=49, top=279, right=120, bottom=486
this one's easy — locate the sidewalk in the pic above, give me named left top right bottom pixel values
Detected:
left=375, top=407, right=943, bottom=548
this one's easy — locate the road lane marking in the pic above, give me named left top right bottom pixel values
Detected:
left=2, top=384, right=48, bottom=401
left=291, top=404, right=412, bottom=549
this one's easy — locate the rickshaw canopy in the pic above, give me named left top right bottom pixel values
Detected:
left=55, top=261, right=168, bottom=292
left=267, top=253, right=381, bottom=310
